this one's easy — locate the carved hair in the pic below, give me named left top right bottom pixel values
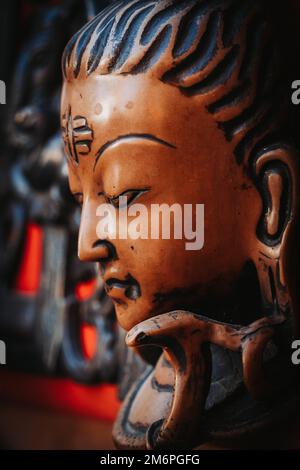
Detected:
left=62, top=0, right=291, bottom=164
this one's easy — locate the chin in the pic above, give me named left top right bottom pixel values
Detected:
left=113, top=299, right=154, bottom=332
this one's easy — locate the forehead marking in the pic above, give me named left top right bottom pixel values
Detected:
left=61, top=105, right=94, bottom=164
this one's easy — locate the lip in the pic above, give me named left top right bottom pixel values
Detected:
left=104, top=275, right=141, bottom=302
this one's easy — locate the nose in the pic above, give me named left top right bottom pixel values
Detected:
left=78, top=203, right=117, bottom=263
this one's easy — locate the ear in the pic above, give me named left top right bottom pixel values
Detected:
left=251, top=144, right=300, bottom=319
left=254, top=144, right=298, bottom=246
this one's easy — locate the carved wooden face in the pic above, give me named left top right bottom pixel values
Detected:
left=61, top=74, right=262, bottom=331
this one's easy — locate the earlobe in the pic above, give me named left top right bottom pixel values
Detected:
left=264, top=169, right=283, bottom=237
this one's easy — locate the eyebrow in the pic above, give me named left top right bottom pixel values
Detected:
left=93, top=133, right=176, bottom=171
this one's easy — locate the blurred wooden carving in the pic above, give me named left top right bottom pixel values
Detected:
left=0, top=0, right=119, bottom=383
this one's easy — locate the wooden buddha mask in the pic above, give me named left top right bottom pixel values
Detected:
left=61, top=0, right=300, bottom=449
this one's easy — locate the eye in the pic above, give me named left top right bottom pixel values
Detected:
left=72, top=192, right=83, bottom=206
left=105, top=189, right=149, bottom=209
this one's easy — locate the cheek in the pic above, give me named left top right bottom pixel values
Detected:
left=118, top=237, right=202, bottom=288
left=112, top=238, right=162, bottom=272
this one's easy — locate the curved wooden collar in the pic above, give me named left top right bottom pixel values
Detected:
left=113, top=310, right=286, bottom=449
